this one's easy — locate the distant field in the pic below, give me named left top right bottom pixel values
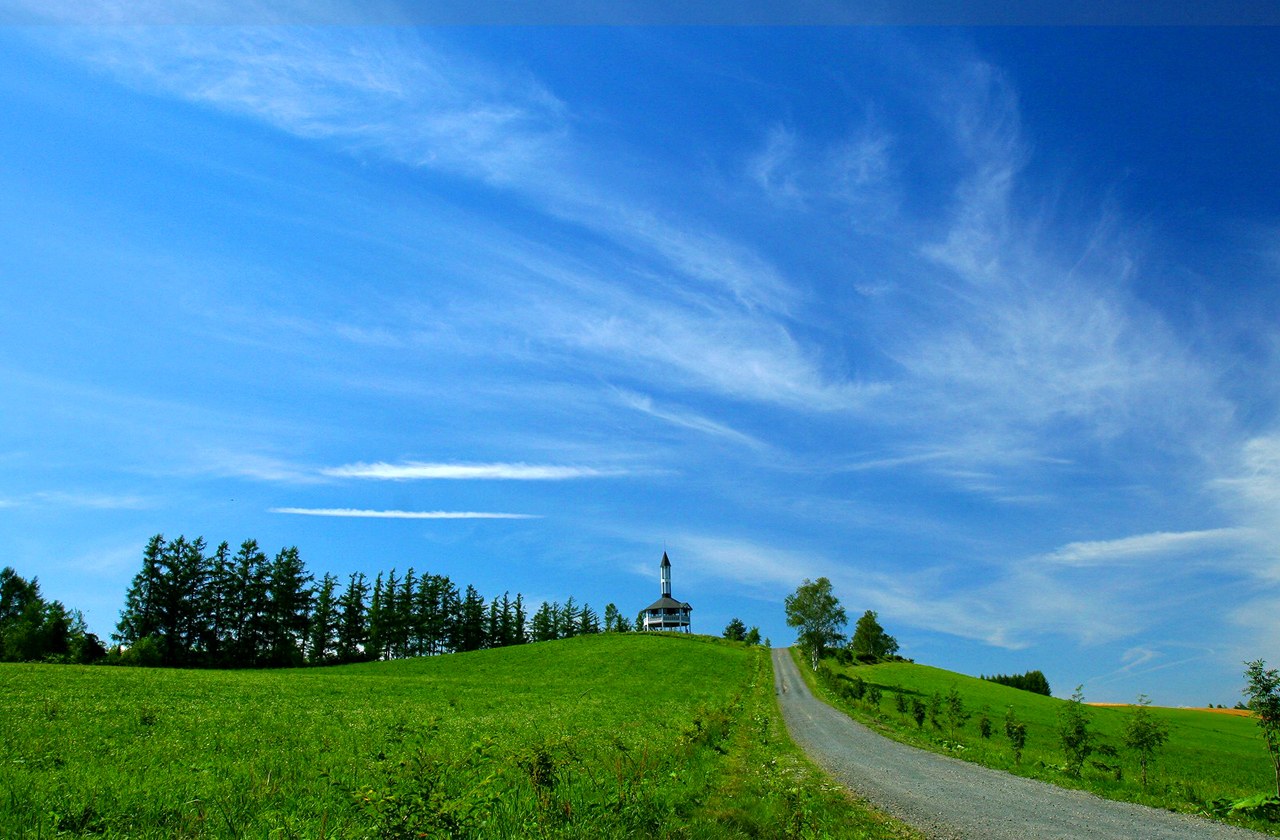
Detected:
left=801, top=651, right=1279, bottom=834
left=2, top=635, right=916, bottom=838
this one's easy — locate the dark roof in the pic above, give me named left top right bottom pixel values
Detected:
left=661, top=551, right=670, bottom=567
left=644, top=595, right=691, bottom=611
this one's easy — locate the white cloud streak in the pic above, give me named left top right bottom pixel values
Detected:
left=270, top=507, right=539, bottom=519
left=321, top=461, right=619, bottom=480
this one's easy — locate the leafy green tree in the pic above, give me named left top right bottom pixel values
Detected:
left=944, top=686, right=971, bottom=735
left=1005, top=707, right=1027, bottom=764
left=744, top=626, right=761, bottom=646
left=1, top=567, right=100, bottom=664
left=723, top=617, right=747, bottom=641
left=849, top=610, right=899, bottom=661
left=1244, top=659, right=1280, bottom=796
left=911, top=697, right=926, bottom=729
left=1058, top=685, right=1094, bottom=776
left=531, top=601, right=557, bottom=642
left=927, top=691, right=943, bottom=730
left=1122, top=695, right=1170, bottom=789
left=784, top=577, right=847, bottom=669
left=603, top=602, right=623, bottom=633
left=894, top=689, right=909, bottom=721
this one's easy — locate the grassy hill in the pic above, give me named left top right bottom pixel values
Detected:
left=800, top=650, right=1279, bottom=833
left=1, top=634, right=918, bottom=839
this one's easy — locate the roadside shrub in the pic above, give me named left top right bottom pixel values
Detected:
left=1005, top=706, right=1027, bottom=765
left=1058, top=686, right=1094, bottom=777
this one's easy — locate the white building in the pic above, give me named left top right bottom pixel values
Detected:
left=642, top=552, right=692, bottom=632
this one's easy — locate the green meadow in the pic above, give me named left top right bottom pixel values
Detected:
left=800, top=650, right=1279, bottom=833
left=1, top=634, right=918, bottom=839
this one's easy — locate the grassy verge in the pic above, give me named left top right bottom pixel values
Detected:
left=791, top=648, right=1280, bottom=835
left=0, top=634, right=916, bottom=838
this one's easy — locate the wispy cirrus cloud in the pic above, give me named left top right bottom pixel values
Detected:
left=1039, top=528, right=1252, bottom=569
left=321, top=461, right=622, bottom=480
left=270, top=507, right=539, bottom=519
left=616, top=390, right=766, bottom=449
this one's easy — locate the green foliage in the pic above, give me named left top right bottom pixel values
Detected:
left=981, top=669, right=1051, bottom=696
left=1004, top=707, right=1027, bottom=764
left=723, top=617, right=747, bottom=642
left=1205, top=793, right=1280, bottom=823
left=1246, top=659, right=1280, bottom=797
left=1058, top=686, right=1095, bottom=777
left=743, top=626, right=761, bottom=646
left=784, top=577, right=846, bottom=668
left=849, top=610, right=899, bottom=662
left=1, top=634, right=916, bottom=839
left=1123, top=695, right=1171, bottom=789
left=0, top=567, right=101, bottom=664
left=944, top=686, right=970, bottom=735
left=978, top=709, right=993, bottom=740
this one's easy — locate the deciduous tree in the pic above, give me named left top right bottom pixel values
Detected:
left=784, top=577, right=847, bottom=669
left=1122, top=695, right=1170, bottom=789
left=1244, top=659, right=1280, bottom=796
left=849, top=610, right=898, bottom=661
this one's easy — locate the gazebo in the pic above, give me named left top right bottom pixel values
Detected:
left=642, top=552, right=692, bottom=632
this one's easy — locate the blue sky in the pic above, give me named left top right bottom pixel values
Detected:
left=2, top=11, right=1279, bottom=705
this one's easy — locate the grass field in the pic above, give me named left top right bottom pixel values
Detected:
left=1, top=634, right=919, bottom=839
left=797, top=649, right=1280, bottom=834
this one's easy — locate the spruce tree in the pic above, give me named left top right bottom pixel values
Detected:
left=336, top=572, right=369, bottom=663
left=308, top=573, right=339, bottom=665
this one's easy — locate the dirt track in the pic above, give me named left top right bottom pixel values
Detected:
left=772, top=647, right=1262, bottom=840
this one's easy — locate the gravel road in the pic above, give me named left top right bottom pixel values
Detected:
left=772, top=647, right=1263, bottom=840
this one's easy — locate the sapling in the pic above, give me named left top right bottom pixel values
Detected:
left=1058, top=685, right=1094, bottom=777
left=1244, top=659, right=1280, bottom=797
left=1122, top=694, right=1169, bottom=789
left=1005, top=706, right=1027, bottom=765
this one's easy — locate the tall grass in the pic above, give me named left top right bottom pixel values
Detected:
left=1, top=634, right=916, bottom=838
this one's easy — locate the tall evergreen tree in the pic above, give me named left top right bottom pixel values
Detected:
left=560, top=597, right=579, bottom=639
left=485, top=598, right=501, bottom=649
left=512, top=593, right=527, bottom=645
left=531, top=601, right=556, bottom=642
left=308, top=572, right=339, bottom=665
left=578, top=603, right=600, bottom=635
left=367, top=572, right=385, bottom=661
left=457, top=585, right=486, bottom=652
left=335, top=572, right=369, bottom=663
left=227, top=539, right=270, bottom=667
left=116, top=534, right=166, bottom=648
left=201, top=541, right=234, bottom=665
left=264, top=546, right=311, bottom=667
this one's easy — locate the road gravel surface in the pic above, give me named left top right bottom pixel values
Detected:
left=772, top=647, right=1262, bottom=840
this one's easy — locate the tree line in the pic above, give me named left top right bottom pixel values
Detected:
left=981, top=669, right=1052, bottom=696
left=1, top=567, right=106, bottom=664
left=111, top=534, right=632, bottom=668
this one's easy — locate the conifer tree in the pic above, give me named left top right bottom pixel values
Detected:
left=336, top=572, right=369, bottom=663
left=308, top=573, right=339, bottom=665
left=116, top=534, right=166, bottom=648
left=512, top=593, right=527, bottom=644
left=264, top=546, right=311, bottom=667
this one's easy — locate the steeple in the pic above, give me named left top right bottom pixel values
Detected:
left=642, top=551, right=692, bottom=632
